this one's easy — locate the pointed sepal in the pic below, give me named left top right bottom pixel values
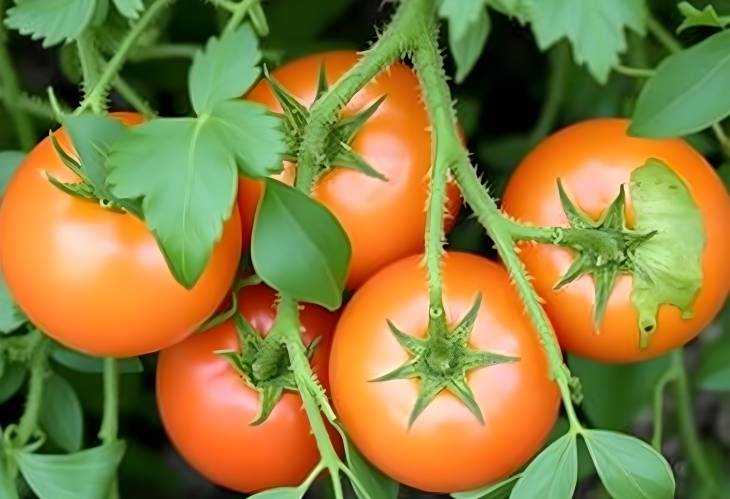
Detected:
left=336, top=95, right=386, bottom=143
left=447, top=377, right=484, bottom=424
left=314, top=62, right=329, bottom=102
left=408, top=377, right=446, bottom=428
left=333, top=148, right=388, bottom=181
left=452, top=294, right=482, bottom=343
left=557, top=179, right=593, bottom=229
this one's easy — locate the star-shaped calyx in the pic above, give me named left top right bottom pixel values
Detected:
left=264, top=63, right=387, bottom=180
left=372, top=295, right=518, bottom=428
left=216, top=314, right=320, bottom=425
left=554, top=181, right=657, bottom=332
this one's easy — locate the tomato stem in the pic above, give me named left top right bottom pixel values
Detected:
left=647, top=15, right=682, bottom=54
left=529, top=43, right=569, bottom=143
left=113, top=76, right=156, bottom=119
left=651, top=363, right=677, bottom=451
left=613, top=64, right=655, bottom=79
left=222, top=0, right=261, bottom=35
left=14, top=332, right=48, bottom=448
left=0, top=0, right=35, bottom=150
left=75, top=0, right=174, bottom=115
left=98, top=358, right=121, bottom=499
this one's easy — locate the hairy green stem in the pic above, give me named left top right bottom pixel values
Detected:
left=223, top=0, right=259, bottom=35
left=113, top=77, right=156, bottom=118
left=76, top=32, right=103, bottom=113
left=0, top=0, right=35, bottom=150
left=614, top=64, right=655, bottom=79
left=15, top=333, right=48, bottom=447
left=130, top=43, right=199, bottom=61
left=99, top=358, right=120, bottom=499
left=294, top=0, right=424, bottom=191
left=651, top=365, right=677, bottom=451
left=409, top=2, right=582, bottom=432
left=76, top=0, right=173, bottom=114
left=529, top=43, right=568, bottom=142
left=647, top=15, right=682, bottom=54
left=672, top=350, right=718, bottom=493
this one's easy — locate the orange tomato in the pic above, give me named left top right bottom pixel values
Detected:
left=502, top=118, right=730, bottom=362
left=0, top=112, right=241, bottom=357
left=238, top=50, right=461, bottom=288
left=156, top=284, right=338, bottom=493
left=329, top=252, right=559, bottom=493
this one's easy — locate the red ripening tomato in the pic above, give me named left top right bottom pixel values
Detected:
left=238, top=50, right=461, bottom=288
left=502, top=118, right=730, bottom=362
left=156, top=284, right=338, bottom=493
left=329, top=252, right=560, bottom=493
left=0, top=112, right=241, bottom=357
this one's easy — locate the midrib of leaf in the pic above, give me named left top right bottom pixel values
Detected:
left=548, top=438, right=574, bottom=497
left=588, top=441, right=652, bottom=498
left=180, top=119, right=208, bottom=275
left=269, top=191, right=340, bottom=297
left=643, top=46, right=730, bottom=129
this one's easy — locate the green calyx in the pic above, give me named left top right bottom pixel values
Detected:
left=372, top=294, right=518, bottom=428
left=553, top=159, right=705, bottom=349
left=216, top=314, right=320, bottom=425
left=264, top=64, right=387, bottom=181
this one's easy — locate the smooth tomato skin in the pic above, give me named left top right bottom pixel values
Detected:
left=502, top=119, right=730, bottom=362
left=238, top=50, right=461, bottom=288
left=0, top=112, right=242, bottom=357
left=329, top=252, right=560, bottom=493
left=156, top=284, right=338, bottom=493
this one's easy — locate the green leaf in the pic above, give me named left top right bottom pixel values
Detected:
left=6, top=0, right=97, bottom=47
left=0, top=150, right=24, bottom=197
left=189, top=24, right=261, bottom=115
left=40, top=373, right=84, bottom=453
left=530, top=0, right=646, bottom=83
left=345, top=438, right=399, bottom=499
left=487, top=0, right=533, bottom=23
left=583, top=430, right=675, bottom=499
left=0, top=268, right=26, bottom=334
left=107, top=118, right=237, bottom=288
left=630, top=30, right=730, bottom=137
left=112, top=0, right=142, bottom=18
left=64, top=113, right=128, bottom=199
left=510, top=433, right=578, bottom=499
left=252, top=179, right=350, bottom=310
left=18, top=442, right=126, bottom=499
left=0, top=362, right=27, bottom=403
left=568, top=354, right=671, bottom=430
left=247, top=488, right=303, bottom=499
left=209, top=100, right=286, bottom=177
left=629, top=160, right=704, bottom=344
left=451, top=474, right=520, bottom=498
left=451, top=8, right=491, bottom=83
left=49, top=344, right=143, bottom=373
left=439, top=0, right=486, bottom=42
left=677, top=2, right=730, bottom=33
left=695, top=332, right=730, bottom=391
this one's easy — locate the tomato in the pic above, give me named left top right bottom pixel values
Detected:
left=502, top=118, right=730, bottom=362
left=238, top=50, right=461, bottom=288
left=156, top=284, right=338, bottom=493
left=0, top=113, right=241, bottom=357
left=329, top=252, right=560, bottom=493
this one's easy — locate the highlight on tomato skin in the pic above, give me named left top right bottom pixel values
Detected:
left=329, top=251, right=560, bottom=493
left=237, top=50, right=462, bottom=290
left=0, top=112, right=242, bottom=357
left=156, top=284, right=339, bottom=494
left=501, top=118, right=730, bottom=363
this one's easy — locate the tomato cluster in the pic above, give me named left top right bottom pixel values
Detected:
left=1, top=50, right=728, bottom=496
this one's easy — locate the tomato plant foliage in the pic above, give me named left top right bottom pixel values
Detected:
left=0, top=0, right=728, bottom=498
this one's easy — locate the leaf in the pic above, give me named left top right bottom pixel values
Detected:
left=189, top=24, right=261, bottom=115
left=5, top=0, right=97, bottom=47
left=629, top=160, right=704, bottom=344
left=18, top=442, right=126, bottom=499
left=695, top=333, right=730, bottom=391
left=63, top=113, right=128, bottom=198
left=450, top=7, right=491, bottom=83
left=487, top=0, right=533, bottom=23
left=451, top=474, right=520, bottom=498
left=0, top=268, right=26, bottom=334
left=0, top=150, right=24, bottom=197
left=530, top=0, right=646, bottom=83
left=345, top=438, right=399, bottom=499
left=510, top=433, right=578, bottom=499
left=630, top=30, right=730, bottom=137
left=583, top=430, right=675, bottom=499
left=0, top=362, right=27, bottom=403
left=112, top=0, right=142, bottom=18
left=439, top=0, right=486, bottom=42
left=252, top=179, right=350, bottom=310
left=247, top=488, right=303, bottom=499
left=107, top=118, right=237, bottom=288
left=40, top=373, right=84, bottom=453
left=49, top=344, right=143, bottom=374
left=568, top=354, right=671, bottom=430
left=677, top=2, right=730, bottom=33
left=209, top=100, right=286, bottom=177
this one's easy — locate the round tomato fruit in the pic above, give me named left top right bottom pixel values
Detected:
left=329, top=252, right=560, bottom=493
left=156, top=284, right=338, bottom=493
left=0, top=113, right=241, bottom=357
left=502, top=118, right=730, bottom=362
left=238, top=50, right=461, bottom=288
